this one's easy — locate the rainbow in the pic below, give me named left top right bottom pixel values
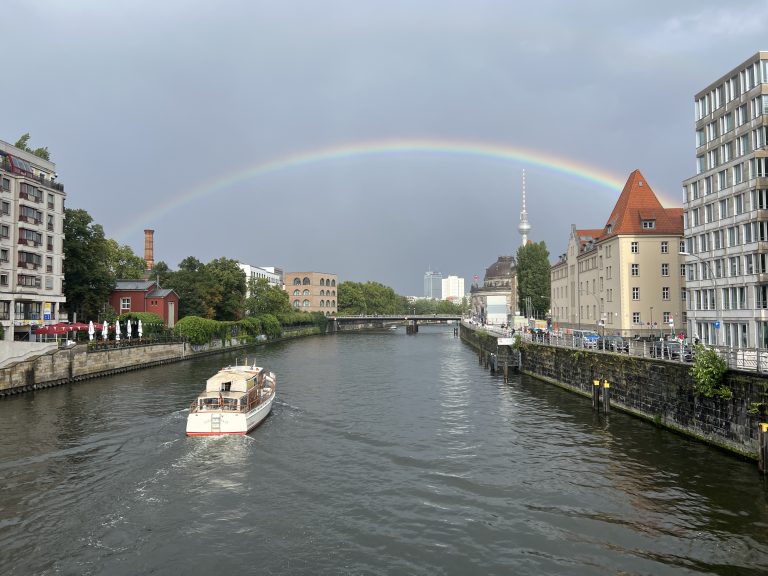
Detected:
left=114, top=138, right=646, bottom=241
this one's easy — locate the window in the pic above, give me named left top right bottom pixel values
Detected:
left=320, top=278, right=325, bottom=286
left=663, top=312, right=671, bottom=324
left=633, top=312, right=641, bottom=324
left=662, top=287, right=670, bottom=300
left=730, top=256, right=740, bottom=276
left=0, top=201, right=8, bottom=216
left=0, top=274, right=7, bottom=286
left=293, top=299, right=300, bottom=308
left=19, top=205, right=42, bottom=223
left=631, top=241, right=638, bottom=253
left=303, top=299, right=310, bottom=307
left=293, top=289, right=300, bottom=296
left=303, top=289, right=310, bottom=296
left=293, top=278, right=301, bottom=285
left=631, top=263, right=639, bottom=276
left=661, top=263, right=669, bottom=276
left=735, top=193, right=745, bottom=215
left=681, top=264, right=686, bottom=277
left=660, top=241, right=668, bottom=254
left=45, top=276, right=53, bottom=290
left=47, top=194, right=55, bottom=210
left=642, top=220, right=655, bottom=229
left=728, top=226, right=739, bottom=247
left=719, top=199, right=729, bottom=219
left=1, top=178, right=9, bottom=191
left=121, top=297, right=131, bottom=311
left=302, top=277, right=310, bottom=285
left=632, top=287, right=639, bottom=300
left=0, top=225, right=8, bottom=239
left=0, top=249, right=7, bottom=262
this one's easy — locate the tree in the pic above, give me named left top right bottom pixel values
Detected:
left=516, top=241, right=551, bottom=319
left=245, top=277, right=291, bottom=316
left=14, top=133, right=50, bottom=160
left=163, top=257, right=213, bottom=319
left=205, top=258, right=246, bottom=320
left=104, top=239, right=146, bottom=279
left=63, top=209, right=115, bottom=321
left=338, top=282, right=367, bottom=315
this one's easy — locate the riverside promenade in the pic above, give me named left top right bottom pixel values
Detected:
left=0, top=326, right=321, bottom=397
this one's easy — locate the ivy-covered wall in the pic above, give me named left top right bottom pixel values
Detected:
left=521, top=343, right=768, bottom=459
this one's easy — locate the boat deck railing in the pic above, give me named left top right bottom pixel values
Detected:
left=189, top=387, right=274, bottom=414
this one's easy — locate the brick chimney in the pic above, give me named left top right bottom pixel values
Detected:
left=144, top=229, right=155, bottom=274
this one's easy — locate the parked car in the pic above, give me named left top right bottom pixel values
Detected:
left=650, top=340, right=693, bottom=361
left=599, top=335, right=630, bottom=353
left=572, top=329, right=600, bottom=348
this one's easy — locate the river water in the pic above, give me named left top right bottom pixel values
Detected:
left=1, top=326, right=767, bottom=575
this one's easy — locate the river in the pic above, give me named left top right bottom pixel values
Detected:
left=0, top=326, right=766, bottom=575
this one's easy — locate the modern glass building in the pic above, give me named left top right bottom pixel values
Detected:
left=423, top=269, right=442, bottom=299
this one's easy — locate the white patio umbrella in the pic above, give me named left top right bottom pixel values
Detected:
left=102, top=321, right=109, bottom=341
left=126, top=319, right=132, bottom=340
left=88, top=320, right=95, bottom=341
left=138, top=319, right=143, bottom=339
left=115, top=320, right=121, bottom=342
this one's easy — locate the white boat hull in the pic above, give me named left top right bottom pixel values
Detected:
left=186, top=393, right=274, bottom=436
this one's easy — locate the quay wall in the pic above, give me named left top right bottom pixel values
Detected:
left=460, top=323, right=768, bottom=459
left=0, top=326, right=321, bottom=396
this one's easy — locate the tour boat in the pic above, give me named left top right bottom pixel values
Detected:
left=186, top=361, right=276, bottom=436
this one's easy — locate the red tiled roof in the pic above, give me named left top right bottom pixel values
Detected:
left=601, top=170, right=682, bottom=237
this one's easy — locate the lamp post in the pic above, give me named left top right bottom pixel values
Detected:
left=650, top=306, right=654, bottom=336
left=680, top=251, right=718, bottom=346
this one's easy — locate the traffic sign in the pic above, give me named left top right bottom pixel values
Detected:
left=714, top=321, right=721, bottom=329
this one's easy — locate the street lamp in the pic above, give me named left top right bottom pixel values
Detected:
left=650, top=306, right=653, bottom=331
left=680, top=251, right=718, bottom=346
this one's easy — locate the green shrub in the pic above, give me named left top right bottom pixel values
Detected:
left=689, top=345, right=731, bottom=399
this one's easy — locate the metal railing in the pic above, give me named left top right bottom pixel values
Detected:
left=463, top=320, right=768, bottom=374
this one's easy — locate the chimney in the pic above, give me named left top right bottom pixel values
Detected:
left=144, top=229, right=155, bottom=272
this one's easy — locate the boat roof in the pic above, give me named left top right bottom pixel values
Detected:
left=205, top=365, right=265, bottom=393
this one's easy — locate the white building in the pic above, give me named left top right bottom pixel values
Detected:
left=0, top=140, right=66, bottom=341
left=441, top=275, right=465, bottom=301
left=682, top=51, right=768, bottom=348
left=237, top=263, right=283, bottom=296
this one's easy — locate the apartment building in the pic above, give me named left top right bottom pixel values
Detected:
left=0, top=140, right=66, bottom=340
left=682, top=51, right=768, bottom=347
left=551, top=170, right=685, bottom=338
left=441, top=275, right=465, bottom=301
left=284, top=271, right=338, bottom=316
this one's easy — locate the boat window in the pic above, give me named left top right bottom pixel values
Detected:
left=221, top=382, right=231, bottom=391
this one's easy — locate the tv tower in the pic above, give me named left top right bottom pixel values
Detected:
left=518, top=169, right=531, bottom=246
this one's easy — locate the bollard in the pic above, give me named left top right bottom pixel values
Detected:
left=760, top=423, right=768, bottom=474
left=602, top=380, right=611, bottom=414
left=592, top=379, right=600, bottom=411
left=503, top=361, right=509, bottom=383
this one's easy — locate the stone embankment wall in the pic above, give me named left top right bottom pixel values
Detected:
left=460, top=324, right=768, bottom=459
left=0, top=342, right=189, bottom=396
left=0, top=326, right=323, bottom=397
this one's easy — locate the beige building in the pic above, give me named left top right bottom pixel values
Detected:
left=550, top=170, right=686, bottom=338
left=284, top=271, right=338, bottom=316
left=682, top=51, right=768, bottom=347
left=0, top=140, right=67, bottom=340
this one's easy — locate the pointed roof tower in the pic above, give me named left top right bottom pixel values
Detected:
left=601, top=169, right=683, bottom=238
left=518, top=169, right=531, bottom=246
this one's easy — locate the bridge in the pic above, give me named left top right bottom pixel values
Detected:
left=329, top=314, right=461, bottom=333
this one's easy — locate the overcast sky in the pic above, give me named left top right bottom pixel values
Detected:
left=5, top=1, right=768, bottom=295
